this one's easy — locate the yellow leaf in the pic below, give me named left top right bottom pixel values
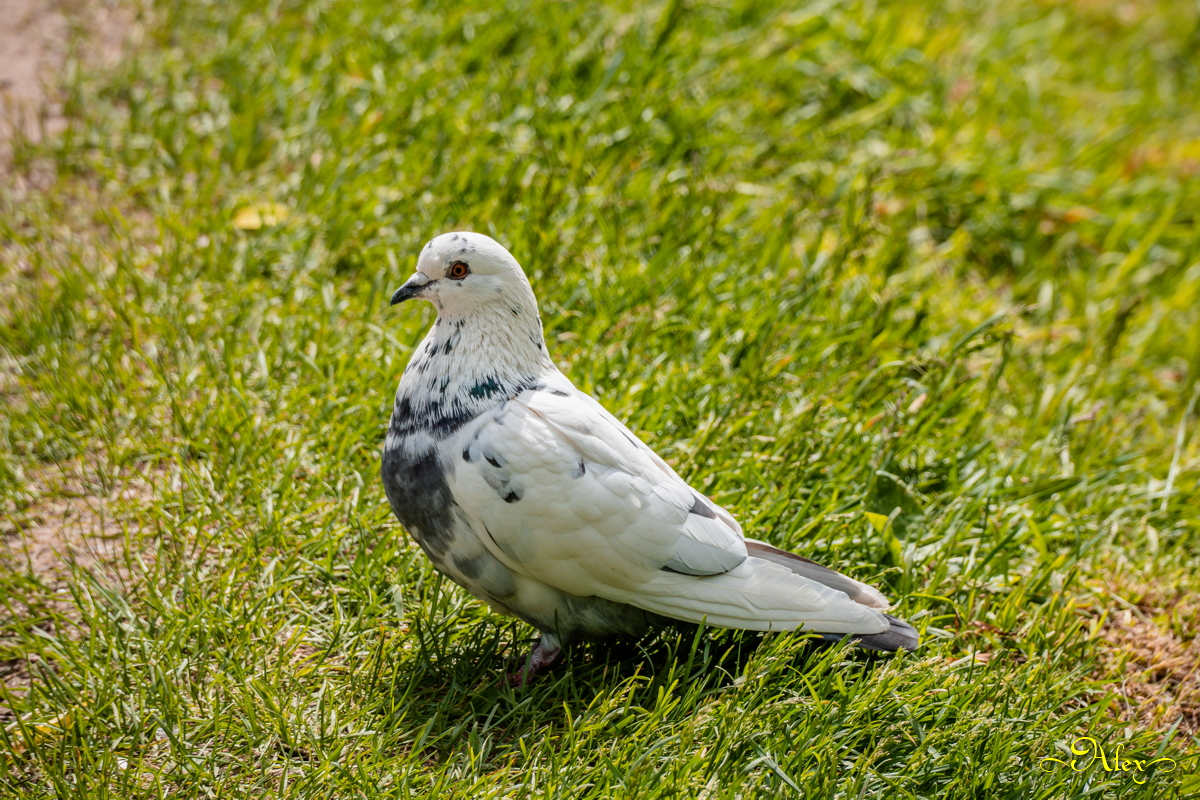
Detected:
left=6, top=709, right=75, bottom=754
left=233, top=202, right=289, bottom=230
left=864, top=512, right=889, bottom=534
left=32, top=709, right=73, bottom=736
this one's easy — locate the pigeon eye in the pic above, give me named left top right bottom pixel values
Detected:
left=448, top=261, right=470, bottom=280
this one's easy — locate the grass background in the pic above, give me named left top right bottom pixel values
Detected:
left=2, top=0, right=1199, bottom=796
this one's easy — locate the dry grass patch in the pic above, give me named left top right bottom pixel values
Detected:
left=1090, top=568, right=1200, bottom=735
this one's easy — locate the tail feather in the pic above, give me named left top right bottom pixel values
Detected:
left=827, top=613, right=919, bottom=652
left=619, top=543, right=920, bottom=653
left=742, top=539, right=919, bottom=652
left=622, top=557, right=892, bottom=635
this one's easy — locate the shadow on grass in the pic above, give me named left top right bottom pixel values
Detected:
left=384, top=614, right=902, bottom=761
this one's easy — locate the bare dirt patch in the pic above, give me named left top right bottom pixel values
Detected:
left=2, top=459, right=156, bottom=578
left=1, top=0, right=140, bottom=733
left=1, top=460, right=160, bottom=722
left=0, top=0, right=135, bottom=171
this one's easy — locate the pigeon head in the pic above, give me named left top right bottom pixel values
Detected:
left=389, top=232, right=554, bottom=386
left=390, top=231, right=538, bottom=320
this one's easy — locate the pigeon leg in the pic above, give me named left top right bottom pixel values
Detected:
left=507, top=633, right=562, bottom=687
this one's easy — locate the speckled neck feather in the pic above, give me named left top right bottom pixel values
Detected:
left=385, top=293, right=556, bottom=458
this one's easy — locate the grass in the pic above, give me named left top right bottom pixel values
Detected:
left=2, top=0, right=1199, bottom=796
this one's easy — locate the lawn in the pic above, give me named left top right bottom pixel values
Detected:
left=1, top=0, right=1198, bottom=797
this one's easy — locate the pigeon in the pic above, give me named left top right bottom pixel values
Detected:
left=381, top=231, right=918, bottom=684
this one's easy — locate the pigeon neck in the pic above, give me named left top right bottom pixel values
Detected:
left=389, top=304, right=555, bottom=447
left=438, top=300, right=553, bottom=376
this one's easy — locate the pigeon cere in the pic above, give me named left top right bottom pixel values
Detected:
left=381, top=231, right=918, bottom=685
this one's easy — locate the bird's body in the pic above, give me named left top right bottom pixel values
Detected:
left=382, top=232, right=916, bottom=681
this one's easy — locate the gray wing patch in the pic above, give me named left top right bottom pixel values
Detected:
left=689, top=494, right=717, bottom=518
left=662, top=535, right=747, bottom=576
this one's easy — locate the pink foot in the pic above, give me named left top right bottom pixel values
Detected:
left=506, top=634, right=562, bottom=687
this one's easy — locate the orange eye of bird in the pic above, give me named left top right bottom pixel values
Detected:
left=448, top=261, right=470, bottom=280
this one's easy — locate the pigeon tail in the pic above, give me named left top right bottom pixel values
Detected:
left=824, top=613, right=919, bottom=653
left=619, top=557, right=893, bottom=636
left=742, top=539, right=918, bottom=651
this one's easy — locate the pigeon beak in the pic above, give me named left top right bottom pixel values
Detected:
left=390, top=273, right=432, bottom=306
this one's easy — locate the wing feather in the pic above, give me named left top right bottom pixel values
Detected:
left=450, top=383, right=746, bottom=596
left=446, top=376, right=891, bottom=637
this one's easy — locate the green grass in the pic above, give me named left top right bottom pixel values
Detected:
left=2, top=0, right=1199, bottom=796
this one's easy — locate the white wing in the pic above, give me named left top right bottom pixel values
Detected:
left=448, top=373, right=888, bottom=635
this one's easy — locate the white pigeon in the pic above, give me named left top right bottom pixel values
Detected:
left=382, top=231, right=917, bottom=683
